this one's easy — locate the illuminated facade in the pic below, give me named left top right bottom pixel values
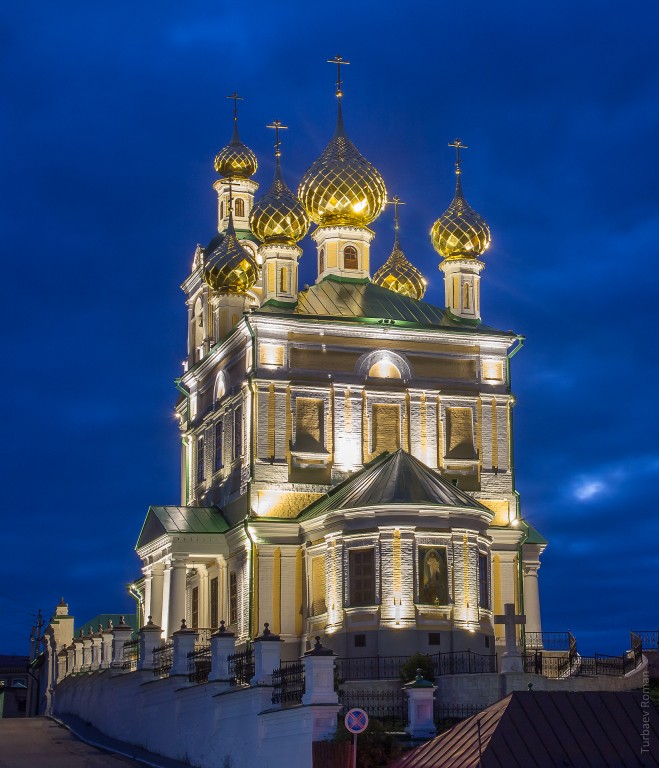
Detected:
left=135, top=78, right=546, bottom=661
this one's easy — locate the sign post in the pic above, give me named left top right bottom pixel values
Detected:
left=345, top=707, right=369, bottom=768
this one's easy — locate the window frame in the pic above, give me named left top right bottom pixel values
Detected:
left=349, top=547, right=376, bottom=607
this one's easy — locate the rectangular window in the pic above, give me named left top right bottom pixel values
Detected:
left=354, top=634, right=366, bottom=648
left=445, top=407, right=476, bottom=459
left=214, top=421, right=223, bottom=472
left=295, top=397, right=324, bottom=452
left=196, top=436, right=205, bottom=483
left=479, top=553, right=490, bottom=609
left=418, top=546, right=449, bottom=605
left=229, top=571, right=237, bottom=625
left=234, top=405, right=243, bottom=459
left=311, top=555, right=326, bottom=616
left=191, top=586, right=199, bottom=629
left=428, top=632, right=441, bottom=646
left=210, top=576, right=218, bottom=629
left=371, top=403, right=400, bottom=455
left=349, top=548, right=376, bottom=607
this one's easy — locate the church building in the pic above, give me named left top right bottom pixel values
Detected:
left=135, top=63, right=546, bottom=662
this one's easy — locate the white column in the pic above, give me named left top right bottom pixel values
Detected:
left=167, top=560, right=187, bottom=638
left=198, top=565, right=209, bottom=628
left=523, top=562, right=542, bottom=636
left=150, top=564, right=165, bottom=628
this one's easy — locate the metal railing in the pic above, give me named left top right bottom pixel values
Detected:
left=339, top=689, right=407, bottom=730
left=122, top=639, right=139, bottom=671
left=632, top=631, right=658, bottom=650
left=153, top=642, right=173, bottom=678
left=524, top=647, right=644, bottom=679
left=335, top=655, right=408, bottom=681
left=187, top=645, right=212, bottom=684
left=525, top=631, right=572, bottom=651
left=434, top=702, right=486, bottom=733
left=227, top=644, right=254, bottom=686
left=271, top=661, right=305, bottom=705
left=431, top=650, right=497, bottom=676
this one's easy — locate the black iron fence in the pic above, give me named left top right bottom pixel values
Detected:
left=633, top=631, right=658, bottom=650
left=153, top=642, right=173, bottom=678
left=271, top=660, right=305, bottom=705
left=524, top=647, right=644, bottom=679
left=227, top=644, right=254, bottom=686
left=339, top=689, right=407, bottom=730
left=187, top=645, right=212, bottom=684
left=434, top=702, right=486, bottom=734
left=525, top=631, right=571, bottom=651
left=431, top=650, right=497, bottom=676
left=335, top=650, right=496, bottom=682
left=336, top=655, right=408, bottom=681
left=122, top=639, right=139, bottom=671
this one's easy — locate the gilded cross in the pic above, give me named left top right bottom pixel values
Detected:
left=386, top=195, right=406, bottom=234
left=266, top=120, right=288, bottom=158
left=327, top=55, right=350, bottom=97
left=448, top=138, right=468, bottom=172
left=226, top=92, right=243, bottom=120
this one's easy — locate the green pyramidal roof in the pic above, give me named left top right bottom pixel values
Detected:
left=257, top=275, right=509, bottom=333
left=136, top=506, right=229, bottom=550
left=297, top=450, right=490, bottom=521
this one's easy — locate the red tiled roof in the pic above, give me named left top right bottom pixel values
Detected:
left=391, top=691, right=659, bottom=767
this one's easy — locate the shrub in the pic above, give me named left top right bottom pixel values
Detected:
left=399, top=653, right=435, bottom=683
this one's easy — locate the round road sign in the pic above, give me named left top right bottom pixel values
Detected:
left=345, top=708, right=369, bottom=734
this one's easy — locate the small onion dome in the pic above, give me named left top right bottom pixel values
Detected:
left=430, top=175, right=491, bottom=259
left=373, top=241, right=427, bottom=300
left=249, top=158, right=309, bottom=245
left=298, top=103, right=386, bottom=227
left=204, top=216, right=258, bottom=294
left=214, top=120, right=258, bottom=179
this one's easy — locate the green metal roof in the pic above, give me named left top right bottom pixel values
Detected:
left=75, top=614, right=128, bottom=637
left=520, top=519, right=548, bottom=545
left=136, top=506, right=229, bottom=550
left=297, top=450, right=489, bottom=522
left=257, top=275, right=508, bottom=334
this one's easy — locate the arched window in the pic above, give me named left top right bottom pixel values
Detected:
left=193, top=297, right=204, bottom=361
left=343, top=245, right=358, bottom=270
left=319, top=248, right=325, bottom=274
left=368, top=360, right=401, bottom=379
left=463, top=283, right=471, bottom=309
left=220, top=201, right=224, bottom=220
left=235, top=198, right=245, bottom=217
left=214, top=371, right=226, bottom=401
left=279, top=267, right=288, bottom=293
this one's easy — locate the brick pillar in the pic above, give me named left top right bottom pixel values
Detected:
left=208, top=621, right=235, bottom=685
left=301, top=637, right=340, bottom=741
left=101, top=621, right=114, bottom=669
left=251, top=623, right=282, bottom=686
left=171, top=620, right=197, bottom=676
left=137, top=617, right=163, bottom=671
left=110, top=617, right=133, bottom=669
left=404, top=670, right=437, bottom=739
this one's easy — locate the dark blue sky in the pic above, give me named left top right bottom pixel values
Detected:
left=2, top=1, right=658, bottom=655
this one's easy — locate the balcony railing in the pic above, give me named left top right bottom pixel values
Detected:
left=525, top=631, right=572, bottom=651
left=271, top=661, right=305, bottom=706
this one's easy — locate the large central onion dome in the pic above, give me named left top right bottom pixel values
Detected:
left=204, top=212, right=258, bottom=293
left=298, top=104, right=386, bottom=227
left=214, top=119, right=258, bottom=180
left=373, top=241, right=427, bottom=300
left=250, top=157, right=309, bottom=244
left=430, top=173, right=491, bottom=259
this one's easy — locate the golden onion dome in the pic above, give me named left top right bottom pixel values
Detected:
left=298, top=103, right=386, bottom=227
left=373, top=240, right=427, bottom=300
left=430, top=173, right=491, bottom=259
left=249, top=157, right=309, bottom=244
left=204, top=214, right=258, bottom=294
left=214, top=119, right=258, bottom=179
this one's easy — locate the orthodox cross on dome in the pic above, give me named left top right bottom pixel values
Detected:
left=327, top=55, right=350, bottom=98
left=226, top=91, right=243, bottom=121
left=494, top=602, right=526, bottom=657
left=386, top=195, right=406, bottom=244
left=448, top=138, right=468, bottom=175
left=266, top=119, right=288, bottom=158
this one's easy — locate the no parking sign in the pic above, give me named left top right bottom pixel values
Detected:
left=345, top=707, right=369, bottom=733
